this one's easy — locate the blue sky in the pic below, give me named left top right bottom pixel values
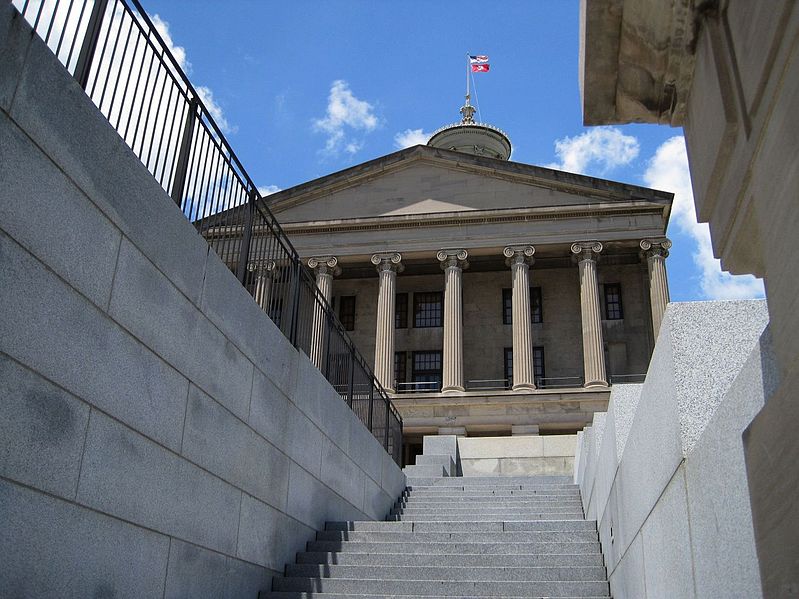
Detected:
left=140, top=0, right=763, bottom=302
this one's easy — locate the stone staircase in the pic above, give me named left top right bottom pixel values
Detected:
left=266, top=475, right=610, bottom=598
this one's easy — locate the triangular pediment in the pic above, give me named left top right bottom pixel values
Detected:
left=267, top=146, right=672, bottom=224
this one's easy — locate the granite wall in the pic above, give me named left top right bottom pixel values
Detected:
left=0, top=6, right=405, bottom=597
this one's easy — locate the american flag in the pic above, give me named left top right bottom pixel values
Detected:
left=469, top=55, right=489, bottom=64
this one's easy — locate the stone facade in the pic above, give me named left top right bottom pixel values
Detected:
left=266, top=146, right=673, bottom=456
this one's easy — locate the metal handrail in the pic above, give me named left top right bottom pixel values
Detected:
left=13, top=0, right=402, bottom=464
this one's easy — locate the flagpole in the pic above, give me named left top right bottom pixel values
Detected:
left=465, top=53, right=470, bottom=104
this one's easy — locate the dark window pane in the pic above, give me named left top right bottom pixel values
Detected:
left=502, top=288, right=512, bottom=324
left=504, top=347, right=513, bottom=388
left=413, top=292, right=443, bottom=328
left=411, top=350, right=442, bottom=392
left=395, top=293, right=408, bottom=329
left=604, top=283, right=623, bottom=320
left=531, top=286, right=543, bottom=323
left=394, top=351, right=407, bottom=388
left=338, top=295, right=356, bottom=330
left=533, top=346, right=546, bottom=385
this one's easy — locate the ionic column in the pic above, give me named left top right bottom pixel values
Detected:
left=437, top=249, right=469, bottom=393
left=248, top=259, right=276, bottom=311
left=571, top=242, right=608, bottom=388
left=640, top=238, right=672, bottom=340
left=371, top=252, right=403, bottom=392
left=307, top=256, right=340, bottom=369
left=503, top=245, right=537, bottom=390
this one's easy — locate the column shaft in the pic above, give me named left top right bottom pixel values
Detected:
left=572, top=243, right=608, bottom=387
left=372, top=253, right=403, bottom=393
left=504, top=245, right=536, bottom=390
left=640, top=239, right=672, bottom=340
left=438, top=250, right=468, bottom=393
left=307, top=257, right=339, bottom=370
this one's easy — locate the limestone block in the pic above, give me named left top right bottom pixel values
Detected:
left=236, top=493, right=314, bottom=572
left=321, top=437, right=366, bottom=510
left=164, top=539, right=273, bottom=599
left=109, top=238, right=253, bottom=421
left=423, top=435, right=460, bottom=467
left=576, top=426, right=591, bottom=490
left=608, top=383, right=643, bottom=459
left=0, top=3, right=32, bottom=111
left=77, top=412, right=240, bottom=555
left=0, top=112, right=122, bottom=308
left=590, top=409, right=617, bottom=524
left=286, top=461, right=364, bottom=530
left=0, top=480, right=169, bottom=598
left=0, top=355, right=89, bottom=499
left=285, top=403, right=323, bottom=477
left=685, top=328, right=775, bottom=598
left=248, top=369, right=292, bottom=455
left=573, top=430, right=584, bottom=484
left=577, top=425, right=594, bottom=506
left=0, top=230, right=189, bottom=451
left=181, top=385, right=290, bottom=512
left=542, top=434, right=577, bottom=457
left=10, top=30, right=210, bottom=305
left=641, top=467, right=696, bottom=598
left=363, top=474, right=392, bottom=521
left=348, top=410, right=384, bottom=485
left=458, top=435, right=544, bottom=459
left=381, top=449, right=407, bottom=500
left=293, top=355, right=351, bottom=454
left=460, top=458, right=500, bottom=476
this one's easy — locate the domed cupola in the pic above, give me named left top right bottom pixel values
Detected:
left=427, top=96, right=512, bottom=160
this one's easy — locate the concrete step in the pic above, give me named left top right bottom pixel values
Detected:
left=403, top=464, right=447, bottom=478
left=271, top=577, right=610, bottom=596
left=415, top=454, right=456, bottom=476
left=306, top=540, right=602, bottom=555
left=268, top=594, right=612, bottom=599
left=325, top=520, right=597, bottom=532
left=394, top=506, right=585, bottom=515
left=296, top=551, right=605, bottom=567
left=285, top=564, right=608, bottom=582
left=390, top=512, right=586, bottom=522
left=406, top=475, right=573, bottom=486
left=406, top=485, right=579, bottom=493
left=399, top=497, right=584, bottom=506
left=315, top=530, right=599, bottom=543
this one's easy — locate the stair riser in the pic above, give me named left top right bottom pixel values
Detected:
left=408, top=475, right=573, bottom=484
left=285, top=564, right=609, bottom=581
left=316, top=531, right=597, bottom=543
left=394, top=507, right=585, bottom=515
left=272, top=578, right=610, bottom=596
left=267, top=594, right=612, bottom=599
left=306, top=541, right=602, bottom=554
left=326, top=520, right=596, bottom=532
left=405, top=490, right=581, bottom=497
left=390, top=513, right=586, bottom=521
left=398, top=498, right=584, bottom=506
left=296, top=551, right=605, bottom=567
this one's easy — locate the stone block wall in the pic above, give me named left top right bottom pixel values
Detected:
left=459, top=435, right=577, bottom=476
left=574, top=300, right=771, bottom=598
left=0, top=7, right=405, bottom=597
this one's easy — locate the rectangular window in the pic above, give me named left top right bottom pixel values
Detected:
left=411, top=350, right=442, bottom=392
left=394, top=351, right=407, bottom=390
left=531, top=286, right=543, bottom=323
left=338, top=295, right=356, bottom=330
left=413, top=292, right=443, bottom=328
left=504, top=347, right=513, bottom=388
left=533, top=346, right=546, bottom=385
left=604, top=283, right=623, bottom=320
left=395, top=292, right=408, bottom=329
left=502, top=286, right=543, bottom=324
left=502, top=289, right=513, bottom=325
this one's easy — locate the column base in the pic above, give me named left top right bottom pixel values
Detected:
left=512, top=382, right=537, bottom=392
left=511, top=424, right=540, bottom=435
left=440, top=385, right=465, bottom=394
left=583, top=379, right=609, bottom=388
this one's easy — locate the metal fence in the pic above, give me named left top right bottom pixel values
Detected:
left=14, top=0, right=403, bottom=464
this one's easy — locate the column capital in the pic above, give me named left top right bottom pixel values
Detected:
left=437, top=248, right=469, bottom=270
left=640, top=238, right=672, bottom=259
left=571, top=241, right=603, bottom=263
left=307, top=255, right=341, bottom=277
left=503, top=244, right=536, bottom=267
left=247, top=258, right=276, bottom=277
left=371, top=252, right=405, bottom=273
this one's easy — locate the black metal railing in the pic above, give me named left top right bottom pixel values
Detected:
left=14, top=0, right=403, bottom=464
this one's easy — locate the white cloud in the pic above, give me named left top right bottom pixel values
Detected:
left=644, top=136, right=764, bottom=300
left=196, top=86, right=236, bottom=134
left=394, top=128, right=432, bottom=149
left=547, top=127, right=639, bottom=175
left=258, top=185, right=281, bottom=196
left=151, top=14, right=189, bottom=71
left=313, top=80, right=378, bottom=155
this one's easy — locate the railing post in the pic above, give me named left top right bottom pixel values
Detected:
left=347, top=353, right=355, bottom=407
left=74, top=0, right=109, bottom=89
left=288, top=261, right=302, bottom=348
left=367, top=380, right=374, bottom=431
left=324, top=314, right=333, bottom=378
left=236, top=190, right=255, bottom=284
left=170, top=96, right=199, bottom=207
left=384, top=394, right=390, bottom=450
